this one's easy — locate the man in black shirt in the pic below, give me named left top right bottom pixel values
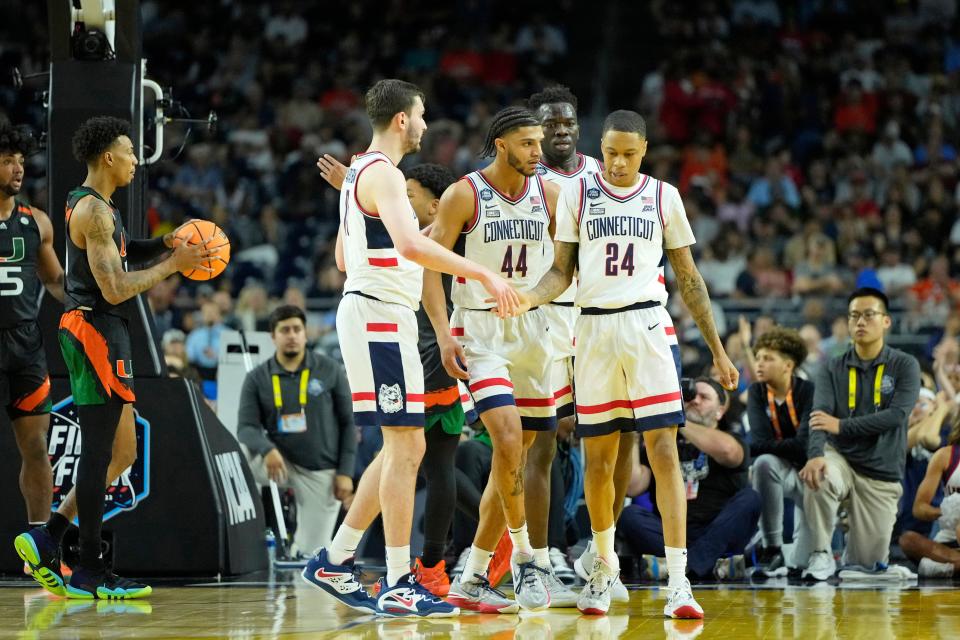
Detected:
left=619, top=378, right=761, bottom=579
left=238, top=305, right=356, bottom=557
left=748, top=327, right=814, bottom=577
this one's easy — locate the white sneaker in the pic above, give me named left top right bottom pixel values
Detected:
left=511, top=552, right=550, bottom=611
left=449, top=547, right=470, bottom=581
left=549, top=547, right=577, bottom=584
left=918, top=557, right=954, bottom=578
left=577, top=556, right=619, bottom=615
left=802, top=550, right=836, bottom=582
left=574, top=541, right=596, bottom=582
left=610, top=575, right=629, bottom=603
left=542, top=566, right=578, bottom=608
left=663, top=577, right=703, bottom=619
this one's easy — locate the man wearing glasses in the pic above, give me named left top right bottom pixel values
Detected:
left=799, top=287, right=921, bottom=580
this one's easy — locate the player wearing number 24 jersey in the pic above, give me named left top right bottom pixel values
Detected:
left=507, top=110, right=739, bottom=618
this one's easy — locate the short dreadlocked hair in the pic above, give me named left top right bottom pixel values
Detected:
left=602, top=110, right=647, bottom=138
left=528, top=85, right=578, bottom=112
left=0, top=124, right=36, bottom=156
left=404, top=163, right=455, bottom=199
left=71, top=116, right=131, bottom=165
left=753, top=326, right=808, bottom=369
left=479, top=106, right=541, bottom=158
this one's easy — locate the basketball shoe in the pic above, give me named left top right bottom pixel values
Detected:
left=301, top=548, right=377, bottom=613
left=15, top=526, right=66, bottom=597
left=373, top=572, right=459, bottom=617
left=65, top=568, right=151, bottom=600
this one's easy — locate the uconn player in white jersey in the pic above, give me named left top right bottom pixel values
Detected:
left=423, top=107, right=562, bottom=612
left=303, top=80, right=517, bottom=619
left=528, top=85, right=624, bottom=600
left=901, top=427, right=960, bottom=577
left=511, top=110, right=738, bottom=617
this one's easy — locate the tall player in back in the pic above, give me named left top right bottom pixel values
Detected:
left=514, top=111, right=738, bottom=617
left=0, top=124, right=65, bottom=568
left=423, top=106, right=568, bottom=612
left=302, top=80, right=517, bottom=618
left=17, top=116, right=212, bottom=599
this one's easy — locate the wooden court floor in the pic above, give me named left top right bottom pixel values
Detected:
left=2, top=571, right=959, bottom=639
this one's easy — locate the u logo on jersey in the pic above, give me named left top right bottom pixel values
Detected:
left=117, top=359, right=133, bottom=378
left=0, top=237, right=25, bottom=263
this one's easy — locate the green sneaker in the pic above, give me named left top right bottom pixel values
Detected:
left=15, top=527, right=66, bottom=597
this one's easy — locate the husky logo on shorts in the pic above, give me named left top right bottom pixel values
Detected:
left=46, top=395, right=151, bottom=522
left=378, top=383, right=404, bottom=413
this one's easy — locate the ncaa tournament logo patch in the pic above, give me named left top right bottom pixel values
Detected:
left=881, top=375, right=895, bottom=395
left=586, top=188, right=601, bottom=200
left=536, top=165, right=547, bottom=176
left=345, top=167, right=357, bottom=184
left=480, top=188, right=494, bottom=202
left=48, top=396, right=151, bottom=522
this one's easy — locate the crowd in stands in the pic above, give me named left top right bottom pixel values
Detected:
left=4, top=0, right=960, bottom=581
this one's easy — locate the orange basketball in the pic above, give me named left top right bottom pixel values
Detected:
left=173, top=219, right=231, bottom=281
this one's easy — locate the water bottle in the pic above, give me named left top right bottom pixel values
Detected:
left=265, top=529, right=276, bottom=571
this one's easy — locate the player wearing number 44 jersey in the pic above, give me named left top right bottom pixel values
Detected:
left=302, top=80, right=517, bottom=619
left=0, top=124, right=66, bottom=588
left=509, top=110, right=739, bottom=618
left=424, top=106, right=570, bottom=613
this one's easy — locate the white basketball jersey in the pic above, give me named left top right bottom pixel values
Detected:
left=341, top=151, right=423, bottom=310
left=451, top=171, right=553, bottom=309
left=537, top=153, right=602, bottom=303
left=943, top=445, right=960, bottom=496
left=555, top=172, right=695, bottom=309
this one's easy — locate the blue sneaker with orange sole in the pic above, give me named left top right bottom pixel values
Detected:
left=373, top=572, right=459, bottom=618
left=301, top=548, right=377, bottom=613
left=15, top=527, right=66, bottom=597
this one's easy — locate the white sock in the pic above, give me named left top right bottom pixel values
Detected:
left=665, top=546, right=687, bottom=589
left=533, top=547, right=551, bottom=569
left=593, top=525, right=619, bottom=572
left=509, top=523, right=534, bottom=557
left=328, top=524, right=365, bottom=565
left=463, top=545, right=494, bottom=582
left=385, top=545, right=411, bottom=587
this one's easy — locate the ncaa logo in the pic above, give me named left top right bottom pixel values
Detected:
left=536, top=165, right=547, bottom=176
left=480, top=188, right=494, bottom=202
left=47, top=396, right=151, bottom=522
left=586, top=188, right=601, bottom=199
left=345, top=168, right=357, bottom=184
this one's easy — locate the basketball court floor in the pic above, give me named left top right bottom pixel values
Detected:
left=2, top=569, right=958, bottom=639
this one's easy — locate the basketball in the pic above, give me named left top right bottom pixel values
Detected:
left=173, top=219, right=230, bottom=281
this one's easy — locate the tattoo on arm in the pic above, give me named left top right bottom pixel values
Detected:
left=667, top=246, right=723, bottom=352
left=527, top=241, right=577, bottom=307
left=85, top=201, right=174, bottom=304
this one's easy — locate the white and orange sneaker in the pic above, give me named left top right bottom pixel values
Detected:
left=663, top=577, right=703, bottom=619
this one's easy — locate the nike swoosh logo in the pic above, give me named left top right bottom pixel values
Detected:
left=314, top=568, right=350, bottom=580
left=647, top=323, right=660, bottom=330
left=590, top=201, right=607, bottom=207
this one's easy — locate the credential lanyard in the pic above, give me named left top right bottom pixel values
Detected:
left=848, top=364, right=884, bottom=414
left=767, top=383, right=798, bottom=441
left=273, top=369, right=310, bottom=413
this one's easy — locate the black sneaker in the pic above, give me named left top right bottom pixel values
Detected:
left=15, top=526, right=66, bottom=596
left=753, top=547, right=789, bottom=578
left=66, top=568, right=152, bottom=600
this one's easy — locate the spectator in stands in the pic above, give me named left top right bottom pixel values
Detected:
left=237, top=305, right=356, bottom=557
left=746, top=158, right=800, bottom=210
left=792, top=234, right=844, bottom=297
left=876, top=243, right=917, bottom=298
left=619, top=378, right=760, bottom=580
left=820, top=315, right=851, bottom=359
left=185, top=301, right=228, bottom=381
left=799, top=288, right=921, bottom=580
left=798, top=324, right=825, bottom=380
left=735, top=247, right=790, bottom=299
left=748, top=327, right=814, bottom=577
left=909, top=255, right=960, bottom=329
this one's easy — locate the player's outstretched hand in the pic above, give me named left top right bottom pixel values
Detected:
left=480, top=271, right=521, bottom=319
left=713, top=352, right=740, bottom=391
left=317, top=154, right=351, bottom=191
left=440, top=337, right=470, bottom=380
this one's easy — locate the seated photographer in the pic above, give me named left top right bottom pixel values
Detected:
left=619, top=378, right=760, bottom=580
left=748, top=327, right=814, bottom=577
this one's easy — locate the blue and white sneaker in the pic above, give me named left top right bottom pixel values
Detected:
left=374, top=573, right=459, bottom=618
left=301, top=548, right=377, bottom=613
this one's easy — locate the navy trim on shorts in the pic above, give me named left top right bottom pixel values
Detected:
left=577, top=417, right=635, bottom=438
left=521, top=415, right=558, bottom=432
left=474, top=393, right=515, bottom=414
left=636, top=410, right=685, bottom=432
left=549, top=302, right=575, bottom=308
left=580, top=301, right=660, bottom=315
left=556, top=402, right=575, bottom=420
